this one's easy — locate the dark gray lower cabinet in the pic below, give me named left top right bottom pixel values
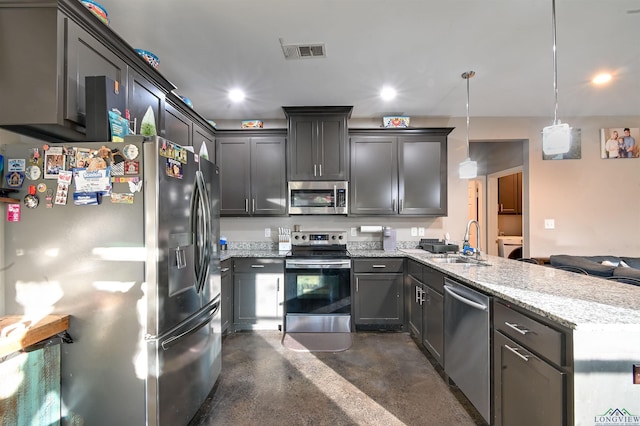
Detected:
left=407, top=275, right=424, bottom=337
left=406, top=260, right=445, bottom=366
left=493, top=301, right=570, bottom=425
left=494, top=332, right=565, bottom=426
left=352, top=259, right=404, bottom=327
left=220, top=259, right=232, bottom=333
left=233, top=258, right=283, bottom=330
left=421, top=267, right=445, bottom=365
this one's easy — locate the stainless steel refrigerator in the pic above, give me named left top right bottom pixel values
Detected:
left=2, top=136, right=222, bottom=425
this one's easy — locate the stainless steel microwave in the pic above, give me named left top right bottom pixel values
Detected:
left=288, top=181, right=348, bottom=215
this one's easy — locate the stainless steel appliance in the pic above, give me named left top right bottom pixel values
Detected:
left=444, top=278, right=491, bottom=423
left=285, top=230, right=351, bottom=332
left=2, top=136, right=222, bottom=425
left=288, top=181, right=348, bottom=215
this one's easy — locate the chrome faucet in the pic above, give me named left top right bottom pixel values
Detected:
left=463, top=219, right=482, bottom=259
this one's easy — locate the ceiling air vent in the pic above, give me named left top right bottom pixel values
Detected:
left=280, top=40, right=326, bottom=60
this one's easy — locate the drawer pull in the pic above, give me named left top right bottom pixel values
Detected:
left=505, top=321, right=530, bottom=335
left=372, top=264, right=387, bottom=268
left=221, top=267, right=230, bottom=273
left=505, top=344, right=530, bottom=362
left=251, top=264, right=265, bottom=268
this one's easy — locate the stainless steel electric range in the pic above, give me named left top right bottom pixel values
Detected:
left=284, top=230, right=351, bottom=333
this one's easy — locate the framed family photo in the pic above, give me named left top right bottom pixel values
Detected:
left=600, top=127, right=639, bottom=159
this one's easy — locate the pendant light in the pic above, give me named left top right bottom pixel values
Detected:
left=459, top=71, right=477, bottom=179
left=542, top=0, right=572, bottom=155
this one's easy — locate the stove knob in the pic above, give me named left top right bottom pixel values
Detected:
left=331, top=235, right=337, bottom=240
left=301, top=235, right=307, bottom=240
left=294, top=235, right=300, bottom=240
left=338, top=235, right=343, bottom=240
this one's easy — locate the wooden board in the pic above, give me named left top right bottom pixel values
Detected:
left=0, top=314, right=70, bottom=358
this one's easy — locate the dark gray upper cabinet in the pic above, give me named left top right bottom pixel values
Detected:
left=216, top=130, right=287, bottom=217
left=192, top=123, right=215, bottom=161
left=349, top=128, right=452, bottom=216
left=283, top=106, right=352, bottom=181
left=164, top=101, right=192, bottom=147
left=126, top=69, right=165, bottom=138
left=65, top=18, right=127, bottom=130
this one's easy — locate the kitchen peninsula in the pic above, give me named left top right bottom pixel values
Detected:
left=224, top=247, right=640, bottom=425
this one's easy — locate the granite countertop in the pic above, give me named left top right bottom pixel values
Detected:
left=399, top=250, right=640, bottom=330
left=216, top=247, right=640, bottom=329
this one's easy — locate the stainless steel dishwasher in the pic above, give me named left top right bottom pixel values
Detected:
left=444, top=278, right=491, bottom=423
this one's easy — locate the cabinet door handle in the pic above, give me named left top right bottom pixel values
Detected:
left=356, top=280, right=359, bottom=293
left=252, top=198, right=255, bottom=213
left=415, top=286, right=420, bottom=303
left=392, top=198, right=397, bottom=211
left=505, top=321, right=530, bottom=335
left=245, top=199, right=249, bottom=213
left=504, top=344, right=530, bottom=362
left=251, top=264, right=265, bottom=268
left=319, top=164, right=322, bottom=177
left=221, top=267, right=230, bottom=273
left=277, top=279, right=280, bottom=292
left=372, top=264, right=386, bottom=268
left=400, top=199, right=403, bottom=212
left=314, top=164, right=317, bottom=177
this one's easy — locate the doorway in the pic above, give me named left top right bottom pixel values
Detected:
left=487, top=167, right=523, bottom=257
left=466, top=177, right=485, bottom=251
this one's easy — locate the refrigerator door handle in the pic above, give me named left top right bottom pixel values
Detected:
left=197, top=170, right=213, bottom=293
left=190, top=171, right=212, bottom=294
left=160, top=299, right=220, bottom=350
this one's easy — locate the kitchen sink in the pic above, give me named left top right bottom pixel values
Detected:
left=431, top=256, right=490, bottom=266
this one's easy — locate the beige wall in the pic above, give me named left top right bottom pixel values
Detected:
left=415, top=115, right=640, bottom=258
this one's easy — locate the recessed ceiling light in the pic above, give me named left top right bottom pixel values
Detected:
left=228, top=89, right=245, bottom=102
left=380, top=87, right=396, bottom=101
left=592, top=73, right=612, bottom=85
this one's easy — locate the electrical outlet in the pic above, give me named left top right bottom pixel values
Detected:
left=544, top=219, right=555, bottom=229
left=418, top=227, right=425, bottom=236
left=264, top=227, right=271, bottom=237
left=411, top=227, right=418, bottom=237
left=351, top=227, right=357, bottom=237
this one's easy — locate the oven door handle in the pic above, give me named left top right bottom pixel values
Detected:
left=286, top=259, right=351, bottom=269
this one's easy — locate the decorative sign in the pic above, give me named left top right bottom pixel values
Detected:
left=7, top=204, right=21, bottom=222
left=7, top=159, right=25, bottom=172
left=74, top=167, right=112, bottom=194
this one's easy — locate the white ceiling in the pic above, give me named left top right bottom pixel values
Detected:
left=99, top=0, right=640, bottom=122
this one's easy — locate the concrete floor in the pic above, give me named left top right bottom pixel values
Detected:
left=190, top=331, right=485, bottom=426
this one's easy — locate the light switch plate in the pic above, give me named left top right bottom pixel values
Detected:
left=544, top=219, right=555, bottom=229
left=351, top=227, right=357, bottom=237
left=411, top=227, right=418, bottom=237
left=264, top=227, right=271, bottom=237
left=418, top=227, right=425, bottom=236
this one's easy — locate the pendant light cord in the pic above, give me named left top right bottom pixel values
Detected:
left=462, top=71, right=475, bottom=158
left=552, top=0, right=559, bottom=125
left=466, top=75, right=470, bottom=157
